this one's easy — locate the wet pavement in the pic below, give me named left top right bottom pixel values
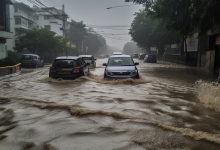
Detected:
left=0, top=58, right=220, bottom=150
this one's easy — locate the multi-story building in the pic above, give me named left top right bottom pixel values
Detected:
left=0, top=0, right=14, bottom=59
left=5, top=0, right=37, bottom=54
left=33, top=6, right=68, bottom=37
left=13, top=1, right=37, bottom=35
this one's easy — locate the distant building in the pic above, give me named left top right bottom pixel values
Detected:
left=0, top=0, right=14, bottom=59
left=33, top=6, right=68, bottom=37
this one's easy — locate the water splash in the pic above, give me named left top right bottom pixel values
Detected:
left=195, top=80, right=220, bottom=111
left=39, top=72, right=148, bottom=85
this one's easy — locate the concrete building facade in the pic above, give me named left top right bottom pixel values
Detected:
left=0, top=0, right=14, bottom=59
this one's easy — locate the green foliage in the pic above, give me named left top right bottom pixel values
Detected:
left=67, top=20, right=106, bottom=55
left=15, top=28, right=68, bottom=55
left=190, top=0, right=220, bottom=32
left=67, top=20, right=88, bottom=49
left=122, top=42, right=143, bottom=55
left=126, top=0, right=220, bottom=34
left=129, top=10, right=181, bottom=54
left=0, top=51, right=20, bottom=67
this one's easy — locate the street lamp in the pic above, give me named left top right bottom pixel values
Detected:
left=106, top=4, right=137, bottom=9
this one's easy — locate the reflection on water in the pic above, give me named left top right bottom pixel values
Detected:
left=0, top=59, right=220, bottom=149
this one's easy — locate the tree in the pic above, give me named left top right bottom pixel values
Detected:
left=129, top=10, right=181, bottom=55
left=83, top=33, right=105, bottom=55
left=67, top=20, right=88, bottom=50
left=126, top=0, right=194, bottom=63
left=190, top=0, right=220, bottom=33
left=16, top=28, right=67, bottom=55
left=122, top=42, right=143, bottom=55
left=67, top=21, right=107, bottom=55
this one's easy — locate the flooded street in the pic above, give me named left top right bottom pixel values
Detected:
left=0, top=58, right=220, bottom=150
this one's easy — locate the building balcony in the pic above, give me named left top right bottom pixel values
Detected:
left=15, top=24, right=29, bottom=30
left=0, top=30, right=13, bottom=39
left=14, top=12, right=35, bottom=22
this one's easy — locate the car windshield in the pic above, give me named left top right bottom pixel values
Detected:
left=21, top=55, right=33, bottom=60
left=82, top=57, right=91, bottom=60
left=54, top=59, right=77, bottom=68
left=108, top=57, right=134, bottom=66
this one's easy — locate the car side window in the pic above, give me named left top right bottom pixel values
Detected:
left=77, top=59, right=82, bottom=66
left=33, top=56, right=37, bottom=59
left=81, top=58, right=86, bottom=65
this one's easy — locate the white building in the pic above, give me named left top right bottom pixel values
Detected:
left=33, top=6, right=68, bottom=37
left=4, top=1, right=68, bottom=59
left=0, top=0, right=14, bottom=59
left=5, top=0, right=37, bottom=54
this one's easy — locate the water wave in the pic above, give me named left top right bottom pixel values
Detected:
left=195, top=80, right=220, bottom=111
left=34, top=103, right=134, bottom=119
left=40, top=72, right=148, bottom=85
left=32, top=103, right=220, bottom=145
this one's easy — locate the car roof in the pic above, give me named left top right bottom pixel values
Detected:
left=79, top=55, right=92, bottom=57
left=55, top=56, right=79, bottom=60
left=22, top=54, right=38, bottom=56
left=112, top=52, right=122, bottom=55
left=110, top=54, right=131, bottom=58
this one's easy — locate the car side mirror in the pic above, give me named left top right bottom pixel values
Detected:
left=134, top=62, right=139, bottom=65
left=94, top=59, right=97, bottom=61
left=86, top=63, right=90, bottom=66
left=103, top=63, right=107, bottom=66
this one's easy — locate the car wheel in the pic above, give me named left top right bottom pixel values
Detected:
left=136, top=73, right=139, bottom=79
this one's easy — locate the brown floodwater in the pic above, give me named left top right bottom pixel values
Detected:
left=0, top=58, right=220, bottom=150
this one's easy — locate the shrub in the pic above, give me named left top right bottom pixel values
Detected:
left=0, top=51, right=20, bottom=67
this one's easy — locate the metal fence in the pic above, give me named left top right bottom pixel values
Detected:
left=158, top=55, right=197, bottom=66
left=0, top=63, right=21, bottom=76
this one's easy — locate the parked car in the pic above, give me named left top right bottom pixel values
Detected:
left=139, top=53, right=146, bottom=60
left=103, top=54, right=139, bottom=79
left=79, top=55, right=96, bottom=68
left=20, top=54, right=44, bottom=68
left=132, top=53, right=139, bottom=58
left=144, top=54, right=157, bottom=63
left=112, top=52, right=122, bottom=55
left=49, top=56, right=89, bottom=79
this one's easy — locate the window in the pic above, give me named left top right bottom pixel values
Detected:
left=15, top=18, right=21, bottom=25
left=0, top=1, right=6, bottom=29
left=44, top=25, right=51, bottom=30
left=44, top=15, right=50, bottom=20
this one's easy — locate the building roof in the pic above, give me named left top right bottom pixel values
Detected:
left=13, top=2, right=35, bottom=12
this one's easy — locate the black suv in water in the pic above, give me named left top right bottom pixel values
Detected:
left=20, top=54, right=44, bottom=68
left=49, top=56, right=90, bottom=79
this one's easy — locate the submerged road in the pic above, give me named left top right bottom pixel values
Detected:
left=0, top=58, right=220, bottom=150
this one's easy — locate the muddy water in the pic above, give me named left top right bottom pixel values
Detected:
left=0, top=58, right=220, bottom=150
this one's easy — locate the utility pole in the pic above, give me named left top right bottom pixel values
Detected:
left=62, top=3, right=67, bottom=56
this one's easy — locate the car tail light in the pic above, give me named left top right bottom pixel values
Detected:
left=50, top=66, right=55, bottom=72
left=32, top=59, right=36, bottom=63
left=73, top=66, right=81, bottom=73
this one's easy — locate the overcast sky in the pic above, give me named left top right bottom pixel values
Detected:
left=18, top=0, right=143, bottom=50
